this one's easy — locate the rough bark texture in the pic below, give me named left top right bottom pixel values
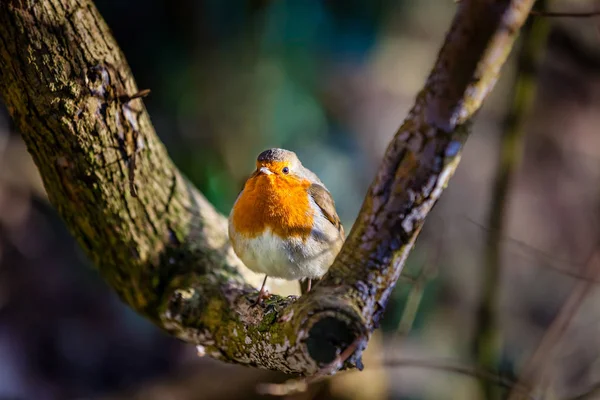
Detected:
left=0, top=0, right=535, bottom=375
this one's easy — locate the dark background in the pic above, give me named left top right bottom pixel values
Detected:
left=2, top=0, right=600, bottom=399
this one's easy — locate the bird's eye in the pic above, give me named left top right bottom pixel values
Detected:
left=282, top=167, right=289, bottom=174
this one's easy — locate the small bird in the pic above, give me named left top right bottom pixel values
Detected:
left=228, top=148, right=345, bottom=304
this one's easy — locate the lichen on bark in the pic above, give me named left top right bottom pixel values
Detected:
left=0, top=0, right=535, bottom=375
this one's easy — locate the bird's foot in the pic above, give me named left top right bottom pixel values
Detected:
left=252, top=289, right=271, bottom=307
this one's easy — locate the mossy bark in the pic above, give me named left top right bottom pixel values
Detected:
left=0, top=0, right=535, bottom=375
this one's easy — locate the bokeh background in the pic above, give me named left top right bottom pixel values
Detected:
left=2, top=0, right=600, bottom=399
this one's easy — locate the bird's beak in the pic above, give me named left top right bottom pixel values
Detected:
left=259, top=166, right=273, bottom=175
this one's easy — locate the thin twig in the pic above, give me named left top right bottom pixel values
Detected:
left=464, top=216, right=600, bottom=284
left=531, top=10, right=600, bottom=18
left=507, top=249, right=600, bottom=400
left=257, top=356, right=538, bottom=399
left=382, top=358, right=537, bottom=400
left=117, top=88, right=151, bottom=103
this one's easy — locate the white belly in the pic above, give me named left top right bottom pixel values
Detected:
left=228, top=226, right=335, bottom=280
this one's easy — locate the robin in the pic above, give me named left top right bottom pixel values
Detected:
left=228, top=148, right=345, bottom=304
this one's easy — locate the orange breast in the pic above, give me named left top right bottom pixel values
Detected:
left=232, top=174, right=313, bottom=239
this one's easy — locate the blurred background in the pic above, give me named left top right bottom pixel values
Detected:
left=1, top=0, right=600, bottom=399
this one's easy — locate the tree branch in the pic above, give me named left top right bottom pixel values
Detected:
left=0, top=0, right=535, bottom=375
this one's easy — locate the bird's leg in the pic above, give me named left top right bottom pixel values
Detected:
left=252, top=275, right=270, bottom=307
left=299, top=278, right=312, bottom=295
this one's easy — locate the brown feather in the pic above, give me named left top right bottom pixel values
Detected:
left=307, top=184, right=345, bottom=239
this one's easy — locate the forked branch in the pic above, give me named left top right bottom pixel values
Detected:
left=0, top=0, right=535, bottom=375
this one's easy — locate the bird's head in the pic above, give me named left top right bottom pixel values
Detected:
left=254, top=148, right=302, bottom=179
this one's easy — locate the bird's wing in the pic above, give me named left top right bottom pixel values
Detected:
left=308, top=183, right=345, bottom=239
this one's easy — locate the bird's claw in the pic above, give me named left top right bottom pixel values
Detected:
left=251, top=290, right=271, bottom=307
